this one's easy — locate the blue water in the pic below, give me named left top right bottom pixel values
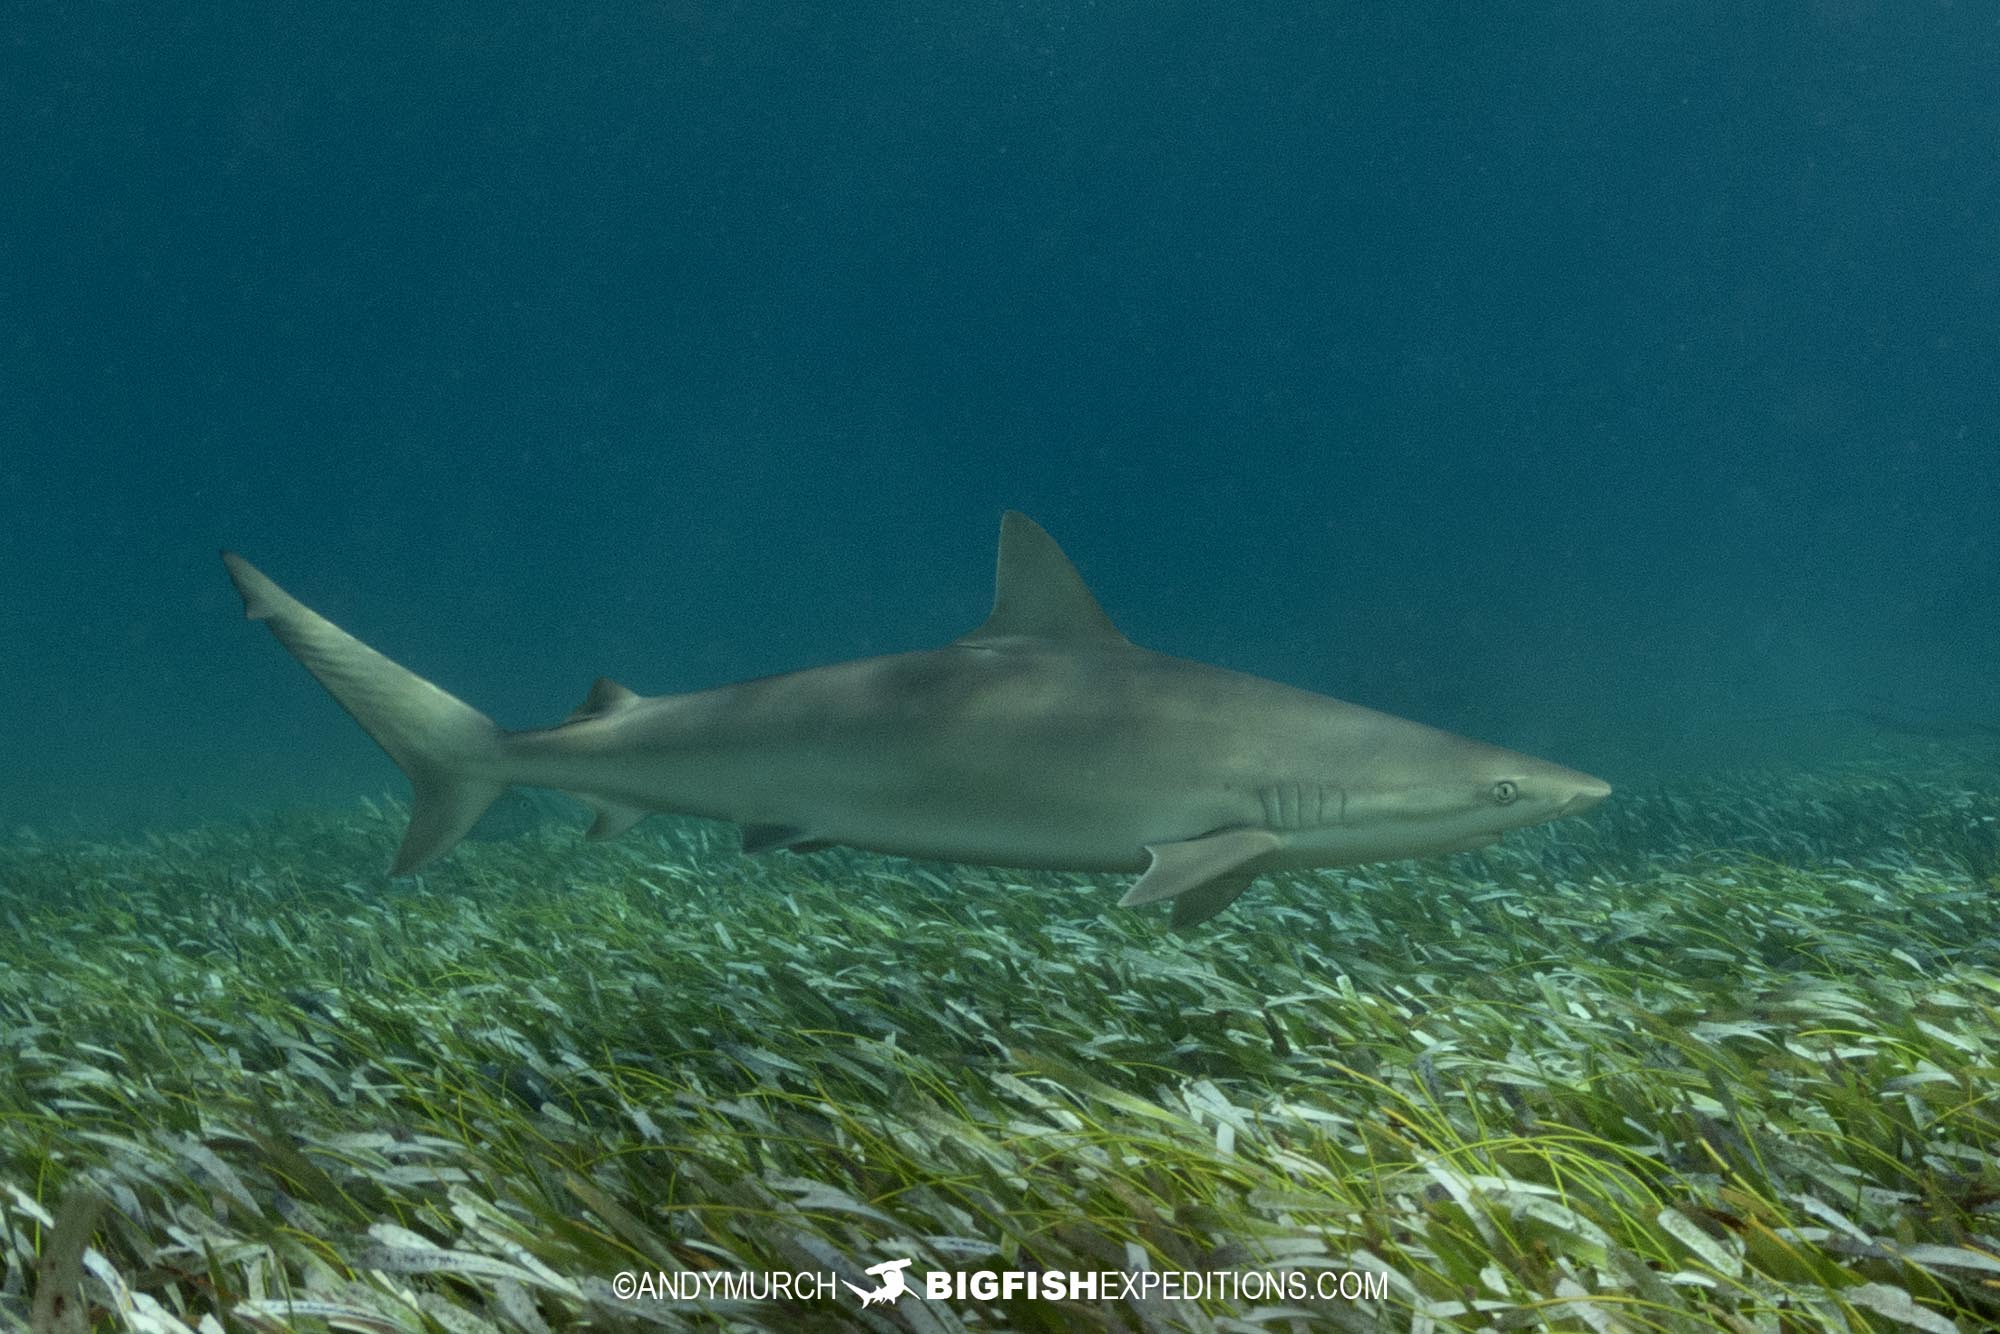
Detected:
left=3, top=4, right=1994, bottom=830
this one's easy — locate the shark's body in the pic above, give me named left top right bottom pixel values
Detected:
left=224, top=512, right=1608, bottom=926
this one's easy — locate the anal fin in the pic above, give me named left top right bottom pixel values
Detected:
left=582, top=797, right=648, bottom=841
left=740, top=823, right=831, bottom=855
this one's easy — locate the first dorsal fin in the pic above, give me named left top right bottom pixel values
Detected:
left=956, top=511, right=1129, bottom=648
left=565, top=677, right=642, bottom=723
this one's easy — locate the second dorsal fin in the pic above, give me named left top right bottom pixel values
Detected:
left=956, top=511, right=1129, bottom=648
left=566, top=677, right=642, bottom=723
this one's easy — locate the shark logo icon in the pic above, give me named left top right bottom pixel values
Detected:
left=844, top=1258, right=913, bottom=1307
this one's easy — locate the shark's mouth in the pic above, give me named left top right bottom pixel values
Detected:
left=1554, top=786, right=1612, bottom=819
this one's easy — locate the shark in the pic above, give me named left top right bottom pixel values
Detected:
left=843, top=1258, right=912, bottom=1308
left=222, top=512, right=1609, bottom=927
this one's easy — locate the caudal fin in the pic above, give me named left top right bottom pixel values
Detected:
left=222, top=551, right=506, bottom=873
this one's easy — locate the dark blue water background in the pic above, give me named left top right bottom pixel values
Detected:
left=3, top=3, right=1995, bottom=830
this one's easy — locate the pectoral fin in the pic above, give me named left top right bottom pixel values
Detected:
left=1118, top=828, right=1281, bottom=911
left=1169, top=872, right=1259, bottom=929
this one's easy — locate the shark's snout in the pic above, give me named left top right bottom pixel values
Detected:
left=1558, top=774, right=1613, bottom=817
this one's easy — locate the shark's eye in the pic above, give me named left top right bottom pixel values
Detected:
left=1491, top=780, right=1519, bottom=805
